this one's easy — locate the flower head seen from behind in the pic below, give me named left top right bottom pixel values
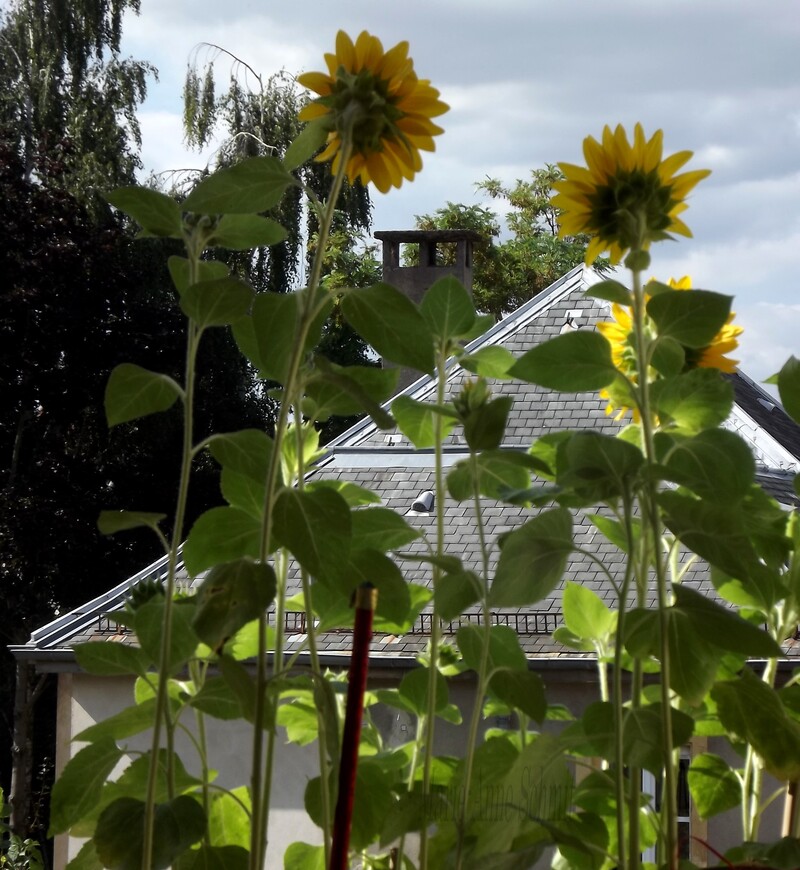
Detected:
left=298, top=31, right=448, bottom=193
left=552, top=124, right=710, bottom=265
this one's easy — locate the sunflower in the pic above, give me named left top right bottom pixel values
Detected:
left=597, top=303, right=641, bottom=420
left=298, top=30, right=448, bottom=193
left=658, top=276, right=743, bottom=373
left=597, top=302, right=636, bottom=374
left=551, top=124, right=710, bottom=265
left=596, top=275, right=742, bottom=419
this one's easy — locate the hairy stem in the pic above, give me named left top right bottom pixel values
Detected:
left=142, top=249, right=202, bottom=869
left=455, top=449, right=494, bottom=870
left=419, top=351, right=448, bottom=869
left=250, top=143, right=351, bottom=870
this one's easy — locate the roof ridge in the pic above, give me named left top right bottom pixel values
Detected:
left=329, top=264, right=599, bottom=448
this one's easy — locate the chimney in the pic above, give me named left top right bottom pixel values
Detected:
left=374, top=229, right=482, bottom=389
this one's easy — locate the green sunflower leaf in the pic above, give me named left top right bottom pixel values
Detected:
left=105, top=364, right=183, bottom=427
left=210, top=214, right=287, bottom=250
left=584, top=279, right=632, bottom=306
left=284, top=119, right=328, bottom=172
left=646, top=289, right=732, bottom=348
left=490, top=507, right=573, bottom=606
left=49, top=739, right=123, bottom=835
left=341, top=282, right=435, bottom=375
left=183, top=507, right=262, bottom=576
left=183, top=156, right=295, bottom=214
left=192, top=559, right=277, bottom=651
left=392, top=395, right=457, bottom=448
left=778, top=356, right=800, bottom=425
left=510, top=331, right=617, bottom=391
left=107, top=187, right=182, bottom=238
left=688, top=753, right=742, bottom=819
left=420, top=275, right=476, bottom=340
left=97, top=510, right=166, bottom=536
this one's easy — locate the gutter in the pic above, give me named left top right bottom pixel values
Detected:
left=6, top=643, right=613, bottom=678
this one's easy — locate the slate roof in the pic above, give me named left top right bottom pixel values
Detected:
left=13, top=266, right=800, bottom=666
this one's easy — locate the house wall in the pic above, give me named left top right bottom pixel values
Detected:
left=56, top=672, right=321, bottom=867
left=55, top=665, right=784, bottom=869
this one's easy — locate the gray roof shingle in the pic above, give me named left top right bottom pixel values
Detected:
left=15, top=266, right=800, bottom=663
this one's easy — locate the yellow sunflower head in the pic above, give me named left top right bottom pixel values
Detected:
left=597, top=302, right=642, bottom=420
left=298, top=30, right=448, bottom=193
left=551, top=124, right=711, bottom=265
left=653, top=276, right=743, bottom=373
left=596, top=274, right=743, bottom=420
left=599, top=383, right=641, bottom=423
left=597, top=302, right=636, bottom=375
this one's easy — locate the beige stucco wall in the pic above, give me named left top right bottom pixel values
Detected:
left=54, top=664, right=785, bottom=869
left=55, top=671, right=322, bottom=868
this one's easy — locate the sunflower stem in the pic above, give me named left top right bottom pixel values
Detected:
left=142, top=243, right=202, bottom=869
left=249, top=140, right=352, bottom=870
left=419, top=350, right=448, bottom=869
left=455, top=448, right=494, bottom=870
left=631, top=262, right=677, bottom=869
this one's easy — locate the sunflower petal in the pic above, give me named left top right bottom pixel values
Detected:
left=336, top=31, right=356, bottom=70
left=297, top=72, right=334, bottom=96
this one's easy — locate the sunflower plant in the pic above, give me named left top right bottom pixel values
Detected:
left=513, top=123, right=800, bottom=870
left=43, top=31, right=800, bottom=870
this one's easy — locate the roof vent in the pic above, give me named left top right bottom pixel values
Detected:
left=757, top=398, right=777, bottom=412
left=560, top=310, right=582, bottom=333
left=410, top=490, right=435, bottom=513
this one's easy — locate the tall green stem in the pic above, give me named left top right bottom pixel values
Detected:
left=294, top=406, right=333, bottom=866
left=742, top=655, right=779, bottom=839
left=612, top=489, right=637, bottom=870
left=630, top=265, right=676, bottom=868
left=249, top=144, right=352, bottom=870
left=419, top=351, right=448, bottom=869
left=142, top=249, right=202, bottom=869
left=455, top=450, right=494, bottom=870
left=189, top=660, right=212, bottom=843
left=257, top=549, right=287, bottom=863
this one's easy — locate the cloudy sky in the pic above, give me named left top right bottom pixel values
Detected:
left=121, top=0, right=800, bottom=383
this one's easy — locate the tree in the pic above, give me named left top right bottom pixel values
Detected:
left=0, top=0, right=155, bottom=840
left=0, top=9, right=272, bottom=842
left=0, top=0, right=155, bottom=204
left=412, top=165, right=608, bottom=318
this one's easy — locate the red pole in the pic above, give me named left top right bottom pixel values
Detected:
left=330, top=584, right=377, bottom=870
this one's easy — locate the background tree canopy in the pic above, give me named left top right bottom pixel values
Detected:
left=410, top=166, right=609, bottom=318
left=0, top=0, right=154, bottom=206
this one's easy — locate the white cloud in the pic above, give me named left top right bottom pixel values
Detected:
left=137, top=110, right=217, bottom=178
left=736, top=301, right=800, bottom=383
